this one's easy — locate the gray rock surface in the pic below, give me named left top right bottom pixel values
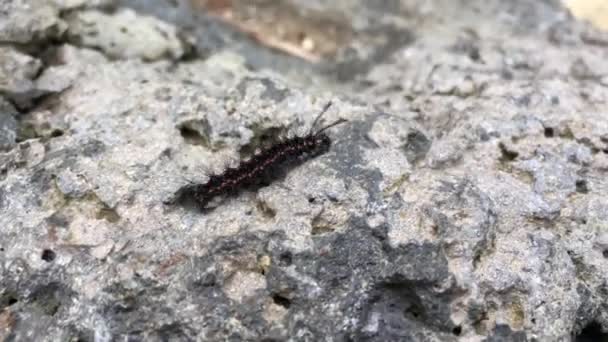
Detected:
left=1, top=0, right=608, bottom=341
left=0, top=46, right=43, bottom=108
left=0, top=98, right=18, bottom=151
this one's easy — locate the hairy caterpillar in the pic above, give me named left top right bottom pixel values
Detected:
left=176, top=102, right=346, bottom=209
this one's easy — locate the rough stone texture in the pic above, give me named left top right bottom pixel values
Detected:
left=65, top=8, right=189, bottom=61
left=1, top=0, right=608, bottom=341
left=0, top=98, right=18, bottom=151
left=0, top=0, right=66, bottom=44
left=0, top=46, right=43, bottom=108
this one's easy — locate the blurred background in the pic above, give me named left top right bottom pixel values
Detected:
left=566, top=0, right=608, bottom=30
left=116, top=0, right=608, bottom=93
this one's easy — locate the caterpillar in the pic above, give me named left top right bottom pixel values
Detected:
left=177, top=102, right=347, bottom=209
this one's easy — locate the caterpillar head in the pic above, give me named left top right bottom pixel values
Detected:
left=303, top=133, right=332, bottom=158
left=308, top=101, right=347, bottom=155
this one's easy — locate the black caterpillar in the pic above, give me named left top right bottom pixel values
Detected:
left=177, top=102, right=347, bottom=209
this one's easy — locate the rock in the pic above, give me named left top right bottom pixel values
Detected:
left=53, top=0, right=116, bottom=9
left=1, top=0, right=608, bottom=341
left=0, top=46, right=43, bottom=108
left=65, top=8, right=188, bottom=61
left=33, top=44, right=109, bottom=102
left=0, top=0, right=66, bottom=44
left=0, top=98, right=18, bottom=150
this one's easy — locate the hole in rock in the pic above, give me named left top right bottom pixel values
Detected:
left=575, top=321, right=608, bottom=342
left=272, top=294, right=291, bottom=309
left=41, top=249, right=56, bottom=262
